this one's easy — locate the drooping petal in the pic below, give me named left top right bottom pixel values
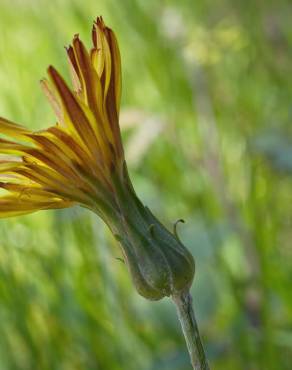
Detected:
left=11, top=165, right=91, bottom=205
left=0, top=182, right=57, bottom=198
left=0, top=117, right=32, bottom=141
left=0, top=137, right=31, bottom=156
left=0, top=194, right=71, bottom=218
left=45, top=126, right=112, bottom=186
left=0, top=161, right=23, bottom=173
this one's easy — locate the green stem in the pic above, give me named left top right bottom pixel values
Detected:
left=173, top=291, right=210, bottom=370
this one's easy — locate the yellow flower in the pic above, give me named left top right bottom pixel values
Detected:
left=0, top=17, right=195, bottom=300
left=0, top=17, right=122, bottom=219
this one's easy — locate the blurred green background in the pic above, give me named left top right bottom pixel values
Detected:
left=0, top=0, right=291, bottom=369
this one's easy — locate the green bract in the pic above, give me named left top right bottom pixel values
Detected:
left=106, top=168, right=195, bottom=300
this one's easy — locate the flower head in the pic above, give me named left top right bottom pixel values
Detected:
left=0, top=17, right=195, bottom=300
left=0, top=17, right=123, bottom=219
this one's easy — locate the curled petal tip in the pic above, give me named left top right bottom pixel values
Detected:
left=47, top=65, right=57, bottom=80
left=47, top=65, right=61, bottom=81
left=95, top=16, right=107, bottom=31
left=72, top=34, right=82, bottom=47
left=47, top=65, right=54, bottom=74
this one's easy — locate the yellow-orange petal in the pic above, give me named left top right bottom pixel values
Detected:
left=90, top=47, right=104, bottom=79
left=0, top=161, right=23, bottom=173
left=72, top=36, right=103, bottom=117
left=12, top=165, right=90, bottom=204
left=66, top=45, right=83, bottom=94
left=105, top=26, right=121, bottom=115
left=0, top=137, right=31, bottom=156
left=0, top=117, right=32, bottom=141
left=45, top=126, right=106, bottom=178
left=0, top=194, right=71, bottom=218
left=47, top=65, right=102, bottom=159
left=93, top=20, right=112, bottom=96
left=93, top=20, right=122, bottom=158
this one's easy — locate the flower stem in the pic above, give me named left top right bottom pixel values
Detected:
left=172, top=291, right=210, bottom=370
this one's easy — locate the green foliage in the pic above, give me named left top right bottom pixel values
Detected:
left=0, top=0, right=291, bottom=369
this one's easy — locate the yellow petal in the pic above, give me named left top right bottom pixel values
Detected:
left=90, top=47, right=104, bottom=79
left=40, top=79, right=64, bottom=125
left=71, top=36, right=118, bottom=164
left=47, top=65, right=102, bottom=160
left=45, top=126, right=102, bottom=175
left=92, top=18, right=112, bottom=98
left=0, top=117, right=32, bottom=141
left=0, top=194, right=71, bottom=218
left=72, top=36, right=103, bottom=117
left=0, top=161, right=23, bottom=173
left=93, top=18, right=123, bottom=158
left=66, top=45, right=83, bottom=94
left=0, top=138, right=30, bottom=156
